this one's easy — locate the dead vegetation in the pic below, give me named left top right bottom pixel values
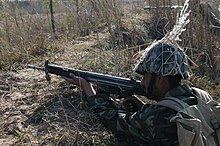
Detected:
left=0, top=68, right=116, bottom=146
left=0, top=0, right=220, bottom=145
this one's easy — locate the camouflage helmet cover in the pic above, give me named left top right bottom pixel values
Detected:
left=133, top=42, right=190, bottom=79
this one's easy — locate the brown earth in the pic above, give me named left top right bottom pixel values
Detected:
left=0, top=31, right=219, bottom=146
left=0, top=33, right=117, bottom=146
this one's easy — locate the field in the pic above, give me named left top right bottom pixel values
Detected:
left=0, top=0, right=220, bottom=145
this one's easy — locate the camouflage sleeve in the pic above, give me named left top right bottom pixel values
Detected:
left=87, top=94, right=177, bottom=143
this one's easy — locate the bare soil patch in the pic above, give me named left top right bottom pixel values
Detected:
left=0, top=33, right=116, bottom=146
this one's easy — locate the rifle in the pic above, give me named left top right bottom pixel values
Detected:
left=27, top=60, right=145, bottom=97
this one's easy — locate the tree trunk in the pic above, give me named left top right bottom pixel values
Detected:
left=76, top=0, right=81, bottom=35
left=50, top=0, right=56, bottom=38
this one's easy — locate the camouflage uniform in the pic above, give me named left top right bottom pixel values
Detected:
left=87, top=84, right=212, bottom=146
left=87, top=43, right=212, bottom=145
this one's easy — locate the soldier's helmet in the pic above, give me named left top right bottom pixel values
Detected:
left=134, top=42, right=190, bottom=79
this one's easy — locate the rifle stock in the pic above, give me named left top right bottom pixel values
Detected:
left=27, top=60, right=146, bottom=97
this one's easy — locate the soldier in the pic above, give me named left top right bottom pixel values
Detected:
left=64, top=42, right=213, bottom=145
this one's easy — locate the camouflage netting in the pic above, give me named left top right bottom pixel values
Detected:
left=133, top=0, right=191, bottom=79
left=133, top=42, right=190, bottom=79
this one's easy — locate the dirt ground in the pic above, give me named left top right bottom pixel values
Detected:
left=0, top=33, right=116, bottom=146
left=0, top=32, right=219, bottom=146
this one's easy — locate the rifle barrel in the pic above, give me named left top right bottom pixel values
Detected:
left=27, top=64, right=46, bottom=71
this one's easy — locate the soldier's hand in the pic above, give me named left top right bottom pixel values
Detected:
left=122, top=96, right=145, bottom=112
left=63, top=73, right=87, bottom=86
left=121, top=96, right=139, bottom=112
left=63, top=74, right=96, bottom=97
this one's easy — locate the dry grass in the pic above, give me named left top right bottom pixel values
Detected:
left=0, top=0, right=220, bottom=145
left=0, top=69, right=116, bottom=145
